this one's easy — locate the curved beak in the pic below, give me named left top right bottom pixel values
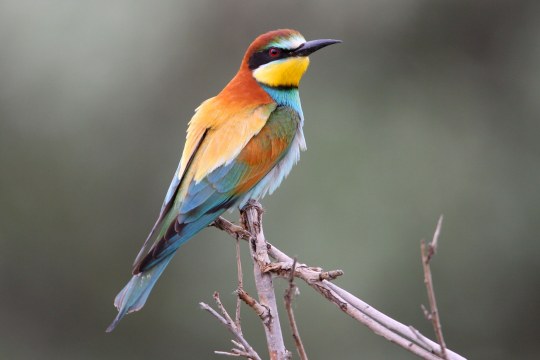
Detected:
left=292, top=39, right=342, bottom=57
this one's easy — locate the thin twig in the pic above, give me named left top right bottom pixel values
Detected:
left=215, top=341, right=255, bottom=358
left=427, top=216, right=443, bottom=263
left=409, top=325, right=434, bottom=353
left=214, top=351, right=242, bottom=357
left=284, top=258, right=308, bottom=360
left=237, top=289, right=271, bottom=324
left=200, top=292, right=262, bottom=360
left=421, top=215, right=448, bottom=359
left=314, top=283, right=443, bottom=360
left=319, top=270, right=344, bottom=280
left=323, top=281, right=459, bottom=359
left=214, top=292, right=237, bottom=326
left=235, top=237, right=244, bottom=333
left=212, top=217, right=253, bottom=241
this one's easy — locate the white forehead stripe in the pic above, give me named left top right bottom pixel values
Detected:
left=268, top=34, right=306, bottom=50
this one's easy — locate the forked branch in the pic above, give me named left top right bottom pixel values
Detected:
left=200, top=292, right=262, bottom=360
left=210, top=207, right=466, bottom=360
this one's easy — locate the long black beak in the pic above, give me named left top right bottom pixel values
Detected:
left=292, top=39, right=342, bottom=57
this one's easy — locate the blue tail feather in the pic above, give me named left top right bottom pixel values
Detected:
left=106, top=252, right=174, bottom=332
left=106, top=209, right=227, bottom=332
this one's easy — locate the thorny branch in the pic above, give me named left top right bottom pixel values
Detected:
left=210, top=208, right=466, bottom=360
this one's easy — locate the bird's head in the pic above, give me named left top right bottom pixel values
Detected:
left=243, top=29, right=341, bottom=88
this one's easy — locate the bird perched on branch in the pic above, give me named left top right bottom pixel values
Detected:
left=107, top=29, right=341, bottom=332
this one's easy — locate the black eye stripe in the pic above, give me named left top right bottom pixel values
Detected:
left=248, top=48, right=292, bottom=70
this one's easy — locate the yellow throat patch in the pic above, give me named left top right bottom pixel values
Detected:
left=253, top=57, right=310, bottom=87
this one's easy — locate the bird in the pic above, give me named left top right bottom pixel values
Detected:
left=106, top=29, right=341, bottom=332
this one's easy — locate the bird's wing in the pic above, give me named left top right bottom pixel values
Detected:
left=133, top=105, right=301, bottom=273
left=132, top=124, right=207, bottom=267
left=132, top=98, right=277, bottom=268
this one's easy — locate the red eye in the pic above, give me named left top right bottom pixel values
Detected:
left=269, top=47, right=281, bottom=57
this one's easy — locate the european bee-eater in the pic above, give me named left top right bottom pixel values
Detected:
left=107, top=29, right=341, bottom=332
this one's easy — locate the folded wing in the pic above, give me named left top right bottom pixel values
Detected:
left=133, top=105, right=301, bottom=273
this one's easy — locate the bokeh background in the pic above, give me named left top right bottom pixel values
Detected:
left=1, top=1, right=539, bottom=359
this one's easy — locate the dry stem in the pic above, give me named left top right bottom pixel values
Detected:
left=421, top=216, right=448, bottom=359
left=235, top=238, right=243, bottom=333
left=237, top=289, right=271, bottom=324
left=284, top=258, right=308, bottom=360
left=240, top=200, right=290, bottom=360
left=200, top=292, right=261, bottom=360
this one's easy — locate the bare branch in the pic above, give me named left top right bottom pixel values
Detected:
left=214, top=350, right=242, bottom=357
left=421, top=215, right=448, bottom=359
left=319, top=269, right=344, bottom=281
left=235, top=238, right=244, bottom=333
left=428, top=215, right=443, bottom=262
left=309, top=280, right=442, bottom=360
left=212, top=217, right=253, bottom=241
left=215, top=341, right=257, bottom=359
left=240, top=200, right=290, bottom=360
left=214, top=292, right=237, bottom=327
left=212, top=215, right=466, bottom=360
left=323, top=281, right=461, bottom=359
left=237, top=289, right=271, bottom=324
left=284, top=258, right=308, bottom=360
left=200, top=292, right=262, bottom=360
left=409, top=326, right=435, bottom=353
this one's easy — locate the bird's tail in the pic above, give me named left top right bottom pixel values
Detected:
left=106, top=252, right=175, bottom=332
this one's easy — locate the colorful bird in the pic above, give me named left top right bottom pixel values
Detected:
left=107, top=29, right=341, bottom=332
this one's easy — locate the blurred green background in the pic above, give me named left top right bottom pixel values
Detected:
left=1, top=1, right=539, bottom=359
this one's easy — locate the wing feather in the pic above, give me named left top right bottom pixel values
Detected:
left=131, top=99, right=276, bottom=272
left=133, top=106, right=300, bottom=273
left=132, top=128, right=209, bottom=267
